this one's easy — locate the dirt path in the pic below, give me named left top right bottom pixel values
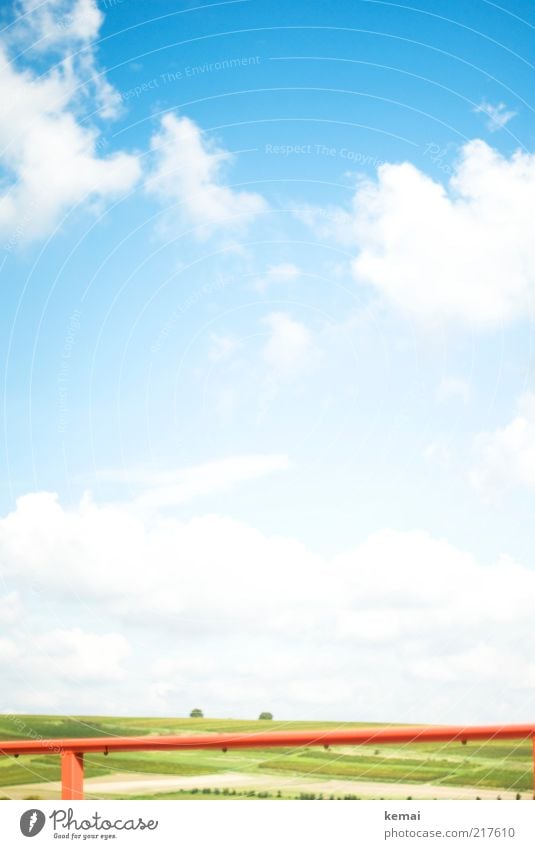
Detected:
left=1, top=771, right=529, bottom=800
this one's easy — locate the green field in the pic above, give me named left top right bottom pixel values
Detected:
left=0, top=715, right=531, bottom=800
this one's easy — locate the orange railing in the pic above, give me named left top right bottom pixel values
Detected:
left=1, top=724, right=534, bottom=799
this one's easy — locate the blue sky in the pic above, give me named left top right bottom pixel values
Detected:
left=0, top=0, right=534, bottom=723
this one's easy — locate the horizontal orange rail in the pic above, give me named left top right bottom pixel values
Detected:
left=1, top=724, right=534, bottom=800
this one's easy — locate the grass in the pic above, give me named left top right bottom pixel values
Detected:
left=0, top=715, right=531, bottom=799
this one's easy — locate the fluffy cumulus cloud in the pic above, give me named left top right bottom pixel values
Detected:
left=32, top=628, right=130, bottom=682
left=1, top=488, right=534, bottom=721
left=0, top=1, right=140, bottom=244
left=145, top=113, right=267, bottom=238
left=14, top=0, right=119, bottom=117
left=304, top=140, right=535, bottom=327
left=0, top=626, right=131, bottom=712
left=471, top=392, right=535, bottom=494
left=15, top=0, right=103, bottom=47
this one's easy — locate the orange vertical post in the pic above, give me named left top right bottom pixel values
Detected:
left=61, top=751, right=84, bottom=800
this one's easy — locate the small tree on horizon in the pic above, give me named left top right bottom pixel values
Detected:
left=190, top=708, right=204, bottom=718
left=258, top=711, right=273, bottom=720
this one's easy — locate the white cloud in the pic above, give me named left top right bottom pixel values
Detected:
left=0, top=490, right=323, bottom=623
left=0, top=624, right=131, bottom=711
left=474, top=100, right=517, bottom=132
left=303, top=140, right=535, bottom=326
left=13, top=0, right=121, bottom=118
left=257, top=312, right=317, bottom=417
left=265, top=262, right=300, bottom=281
left=32, top=628, right=130, bottom=682
left=208, top=333, right=241, bottom=362
left=0, top=591, right=22, bottom=625
left=436, top=376, right=471, bottom=405
left=15, top=0, right=103, bottom=47
left=262, top=312, right=314, bottom=380
left=471, top=392, right=535, bottom=494
left=0, top=638, right=18, bottom=662
left=133, top=454, right=290, bottom=510
left=424, top=441, right=451, bottom=468
left=1, top=492, right=535, bottom=720
left=97, top=453, right=290, bottom=511
left=297, top=203, right=354, bottom=246
left=145, top=113, right=267, bottom=238
left=410, top=644, right=535, bottom=688
left=254, top=262, right=301, bottom=292
left=0, top=3, right=140, bottom=243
